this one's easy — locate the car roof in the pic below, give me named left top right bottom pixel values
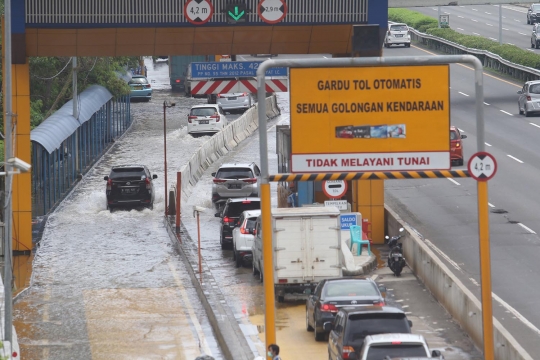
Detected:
left=241, top=209, right=262, bottom=217
left=339, top=305, right=405, bottom=315
left=131, top=75, right=147, bottom=78
left=219, top=162, right=256, bottom=168
left=363, top=333, right=426, bottom=345
left=112, top=165, right=147, bottom=169
left=322, top=277, right=372, bottom=284
left=227, top=197, right=261, bottom=203
left=526, top=80, right=540, bottom=85
left=191, top=104, right=220, bottom=109
left=450, top=126, right=458, bottom=131
left=389, top=22, right=407, bottom=26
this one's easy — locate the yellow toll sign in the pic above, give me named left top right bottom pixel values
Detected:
left=290, top=65, right=450, bottom=173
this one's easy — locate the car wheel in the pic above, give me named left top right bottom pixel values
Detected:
left=108, top=205, right=114, bottom=213
left=220, top=235, right=226, bottom=250
left=528, top=17, right=531, bottom=24
left=259, top=262, right=264, bottom=282
left=406, top=43, right=411, bottom=48
left=532, top=41, right=535, bottom=48
left=536, top=42, right=540, bottom=49
left=306, top=307, right=314, bottom=332
left=526, top=109, right=532, bottom=117
left=252, top=260, right=259, bottom=276
left=314, top=326, right=325, bottom=341
left=519, top=104, right=524, bottom=115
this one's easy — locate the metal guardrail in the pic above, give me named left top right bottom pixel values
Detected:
left=408, top=27, right=540, bottom=82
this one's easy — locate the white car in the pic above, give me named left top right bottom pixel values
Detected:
left=216, top=93, right=253, bottom=113
left=232, top=209, right=261, bottom=267
left=187, top=104, right=229, bottom=135
left=358, top=333, right=443, bottom=359
left=384, top=23, right=411, bottom=48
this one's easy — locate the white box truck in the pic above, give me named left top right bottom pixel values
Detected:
left=251, top=207, right=343, bottom=302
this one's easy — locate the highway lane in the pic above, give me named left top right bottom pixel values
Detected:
left=409, top=4, right=537, bottom=51
left=385, top=43, right=540, bottom=355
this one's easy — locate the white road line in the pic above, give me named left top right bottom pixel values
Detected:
left=515, top=19, right=521, bottom=22
left=444, top=11, right=450, bottom=14
left=471, top=20, right=478, bottom=23
left=507, top=43, right=514, bottom=46
left=457, top=27, right=464, bottom=31
left=404, top=312, right=412, bottom=315
left=484, top=102, right=490, bottom=105
left=503, top=28, right=509, bottom=30
left=485, top=142, right=492, bottom=147
left=371, top=274, right=378, bottom=281
left=447, top=178, right=461, bottom=186
left=486, top=23, right=493, bottom=26
left=530, top=122, right=540, bottom=129
left=469, top=278, right=480, bottom=287
left=485, top=12, right=491, bottom=14
left=458, top=91, right=469, bottom=97
left=518, top=223, right=537, bottom=234
left=431, top=7, right=437, bottom=10
left=395, top=299, right=404, bottom=303
left=488, top=202, right=495, bottom=208
left=489, top=37, right=497, bottom=41
left=519, top=32, right=528, bottom=36
left=473, top=32, right=480, bottom=36
left=527, top=49, right=535, bottom=52
left=500, top=110, right=513, bottom=116
left=425, top=239, right=462, bottom=271
left=323, top=56, right=328, bottom=58
left=458, top=128, right=465, bottom=132
left=402, top=305, right=410, bottom=308
left=458, top=15, right=464, bottom=18
left=507, top=154, right=524, bottom=163
left=472, top=8, right=478, bottom=11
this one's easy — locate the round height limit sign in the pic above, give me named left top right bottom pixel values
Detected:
left=468, top=152, right=497, bottom=181
left=323, top=180, right=348, bottom=199
left=258, top=0, right=287, bottom=24
left=184, top=0, right=214, bottom=25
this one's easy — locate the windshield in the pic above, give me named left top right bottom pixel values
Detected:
left=529, top=84, right=540, bottom=94
left=129, top=77, right=148, bottom=85
left=390, top=25, right=408, bottom=31
left=245, top=219, right=257, bottom=230
left=533, top=5, right=540, bottom=11
left=216, top=168, right=254, bottom=179
left=110, top=167, right=146, bottom=179
left=324, top=280, right=379, bottom=297
left=450, top=130, right=458, bottom=140
left=191, top=107, right=218, bottom=116
left=345, top=314, right=410, bottom=344
left=366, top=344, right=427, bottom=360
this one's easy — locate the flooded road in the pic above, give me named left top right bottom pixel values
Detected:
left=14, top=58, right=232, bottom=359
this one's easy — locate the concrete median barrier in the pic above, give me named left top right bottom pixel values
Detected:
left=385, top=205, right=533, bottom=360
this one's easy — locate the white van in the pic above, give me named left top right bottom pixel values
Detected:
left=251, top=207, right=343, bottom=302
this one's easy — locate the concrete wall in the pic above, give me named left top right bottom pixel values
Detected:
left=385, top=205, right=533, bottom=360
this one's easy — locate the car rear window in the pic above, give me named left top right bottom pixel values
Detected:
left=191, top=107, right=218, bottom=116
left=450, top=130, right=458, bottom=140
left=227, top=201, right=261, bottom=217
left=390, top=25, right=408, bottom=31
left=529, top=84, right=540, bottom=94
left=345, top=314, right=410, bottom=343
left=324, top=281, right=379, bottom=297
left=110, top=167, right=146, bottom=179
left=245, top=219, right=257, bottom=230
left=129, top=77, right=148, bottom=85
left=216, top=168, right=254, bottom=179
left=365, top=344, right=427, bottom=360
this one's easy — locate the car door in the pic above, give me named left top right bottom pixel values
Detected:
left=232, top=213, right=244, bottom=249
left=219, top=106, right=228, bottom=125
left=328, top=313, right=344, bottom=360
left=519, top=84, right=527, bottom=109
left=307, top=281, right=325, bottom=326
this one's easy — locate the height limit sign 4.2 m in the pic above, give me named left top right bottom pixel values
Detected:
left=258, top=0, right=287, bottom=24
left=184, top=0, right=213, bottom=25
left=468, top=152, right=497, bottom=181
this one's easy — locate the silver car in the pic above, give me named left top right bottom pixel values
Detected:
left=211, top=163, right=261, bottom=204
left=216, top=93, right=253, bottom=113
left=518, top=80, right=540, bottom=117
left=384, top=23, right=411, bottom=48
left=232, top=209, right=261, bottom=267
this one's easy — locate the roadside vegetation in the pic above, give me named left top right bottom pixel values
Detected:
left=389, top=8, right=540, bottom=69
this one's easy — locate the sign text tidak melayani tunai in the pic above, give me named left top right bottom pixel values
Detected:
left=296, top=78, right=445, bottom=114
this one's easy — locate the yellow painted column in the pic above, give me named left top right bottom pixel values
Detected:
left=353, top=180, right=385, bottom=244
left=9, top=62, right=32, bottom=253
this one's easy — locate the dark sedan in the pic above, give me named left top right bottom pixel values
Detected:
left=306, top=278, right=386, bottom=341
left=104, top=165, right=157, bottom=212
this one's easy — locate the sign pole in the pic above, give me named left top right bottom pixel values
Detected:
left=478, top=180, right=494, bottom=360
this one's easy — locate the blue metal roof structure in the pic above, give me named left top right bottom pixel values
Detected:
left=30, top=85, right=113, bottom=154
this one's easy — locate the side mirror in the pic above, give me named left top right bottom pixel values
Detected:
left=323, top=322, right=333, bottom=332
left=517, top=90, right=523, bottom=94
left=104, top=176, right=109, bottom=181
left=211, top=172, right=216, bottom=177
left=408, top=320, right=413, bottom=328
left=461, top=134, right=467, bottom=139
left=431, top=350, right=442, bottom=357
left=215, top=213, right=221, bottom=218
left=152, top=174, right=158, bottom=179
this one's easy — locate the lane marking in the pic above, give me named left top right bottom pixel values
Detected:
left=447, top=178, right=461, bottom=186
left=458, top=128, right=465, bottom=132
left=402, top=305, right=410, bottom=308
left=484, top=102, right=490, bottom=105
left=458, top=15, right=464, bottom=18
left=469, top=278, right=480, bottom=287
left=519, top=32, right=528, bottom=36
left=168, top=261, right=212, bottom=356
left=518, top=223, right=537, bottom=234
left=371, top=274, right=378, bottom=281
left=458, top=91, right=469, bottom=97
left=500, top=110, right=513, bottom=116
left=489, top=37, right=497, bottom=41
left=485, top=142, right=492, bottom=147
left=503, top=28, right=509, bottom=30
left=457, top=27, right=464, bottom=31
left=472, top=8, right=478, bottom=11
left=485, top=12, right=491, bottom=15
left=488, top=202, right=495, bottom=208
left=530, top=122, right=540, bottom=129
left=507, top=154, right=524, bottom=163
left=444, top=11, right=450, bottom=14
left=486, top=23, right=493, bottom=27
left=411, top=45, right=521, bottom=87
left=472, top=20, right=478, bottom=23
left=473, top=32, right=480, bottom=36
left=395, top=299, right=404, bottom=303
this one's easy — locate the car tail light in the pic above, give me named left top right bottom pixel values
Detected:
left=213, top=178, right=227, bottom=184
left=145, top=178, right=151, bottom=190
left=217, top=94, right=224, bottom=98
left=342, top=346, right=355, bottom=359
left=188, top=115, right=197, bottom=123
left=320, top=303, right=338, bottom=313
left=242, top=200, right=252, bottom=204
left=175, top=79, right=181, bottom=83
left=106, top=179, right=112, bottom=191
left=223, top=216, right=234, bottom=224
left=391, top=341, right=402, bottom=345
left=242, top=178, right=257, bottom=184
left=455, top=143, right=460, bottom=147
left=278, top=279, right=288, bottom=283
left=242, top=92, right=248, bottom=96
left=144, top=84, right=151, bottom=89
left=240, top=226, right=248, bottom=234
left=527, top=96, right=532, bottom=101
left=373, top=300, right=385, bottom=306
left=210, top=115, right=221, bottom=122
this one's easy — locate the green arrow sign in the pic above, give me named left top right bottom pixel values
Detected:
left=228, top=6, right=245, bottom=21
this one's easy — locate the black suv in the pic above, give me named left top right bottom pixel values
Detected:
left=528, top=4, right=540, bottom=24
left=215, top=197, right=261, bottom=249
left=306, top=278, right=387, bottom=341
left=325, top=306, right=413, bottom=360
left=104, top=165, right=157, bottom=212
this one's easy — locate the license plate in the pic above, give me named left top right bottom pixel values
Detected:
left=229, top=184, right=242, bottom=189
left=228, top=97, right=238, bottom=100
left=395, top=34, right=403, bottom=37
left=121, top=188, right=137, bottom=194
left=199, top=120, right=209, bottom=124
left=134, top=86, right=143, bottom=90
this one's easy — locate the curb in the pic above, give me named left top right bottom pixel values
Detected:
left=163, top=218, right=255, bottom=360
left=342, top=255, right=378, bottom=276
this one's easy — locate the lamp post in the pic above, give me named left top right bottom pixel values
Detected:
left=163, top=101, right=176, bottom=216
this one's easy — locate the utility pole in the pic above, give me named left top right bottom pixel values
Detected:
left=73, top=57, right=79, bottom=174
left=4, top=0, right=14, bottom=345
left=499, top=5, right=503, bottom=45
left=438, top=6, right=441, bottom=28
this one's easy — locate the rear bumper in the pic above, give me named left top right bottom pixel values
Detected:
left=187, top=123, right=222, bottom=133
left=386, top=38, right=410, bottom=44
